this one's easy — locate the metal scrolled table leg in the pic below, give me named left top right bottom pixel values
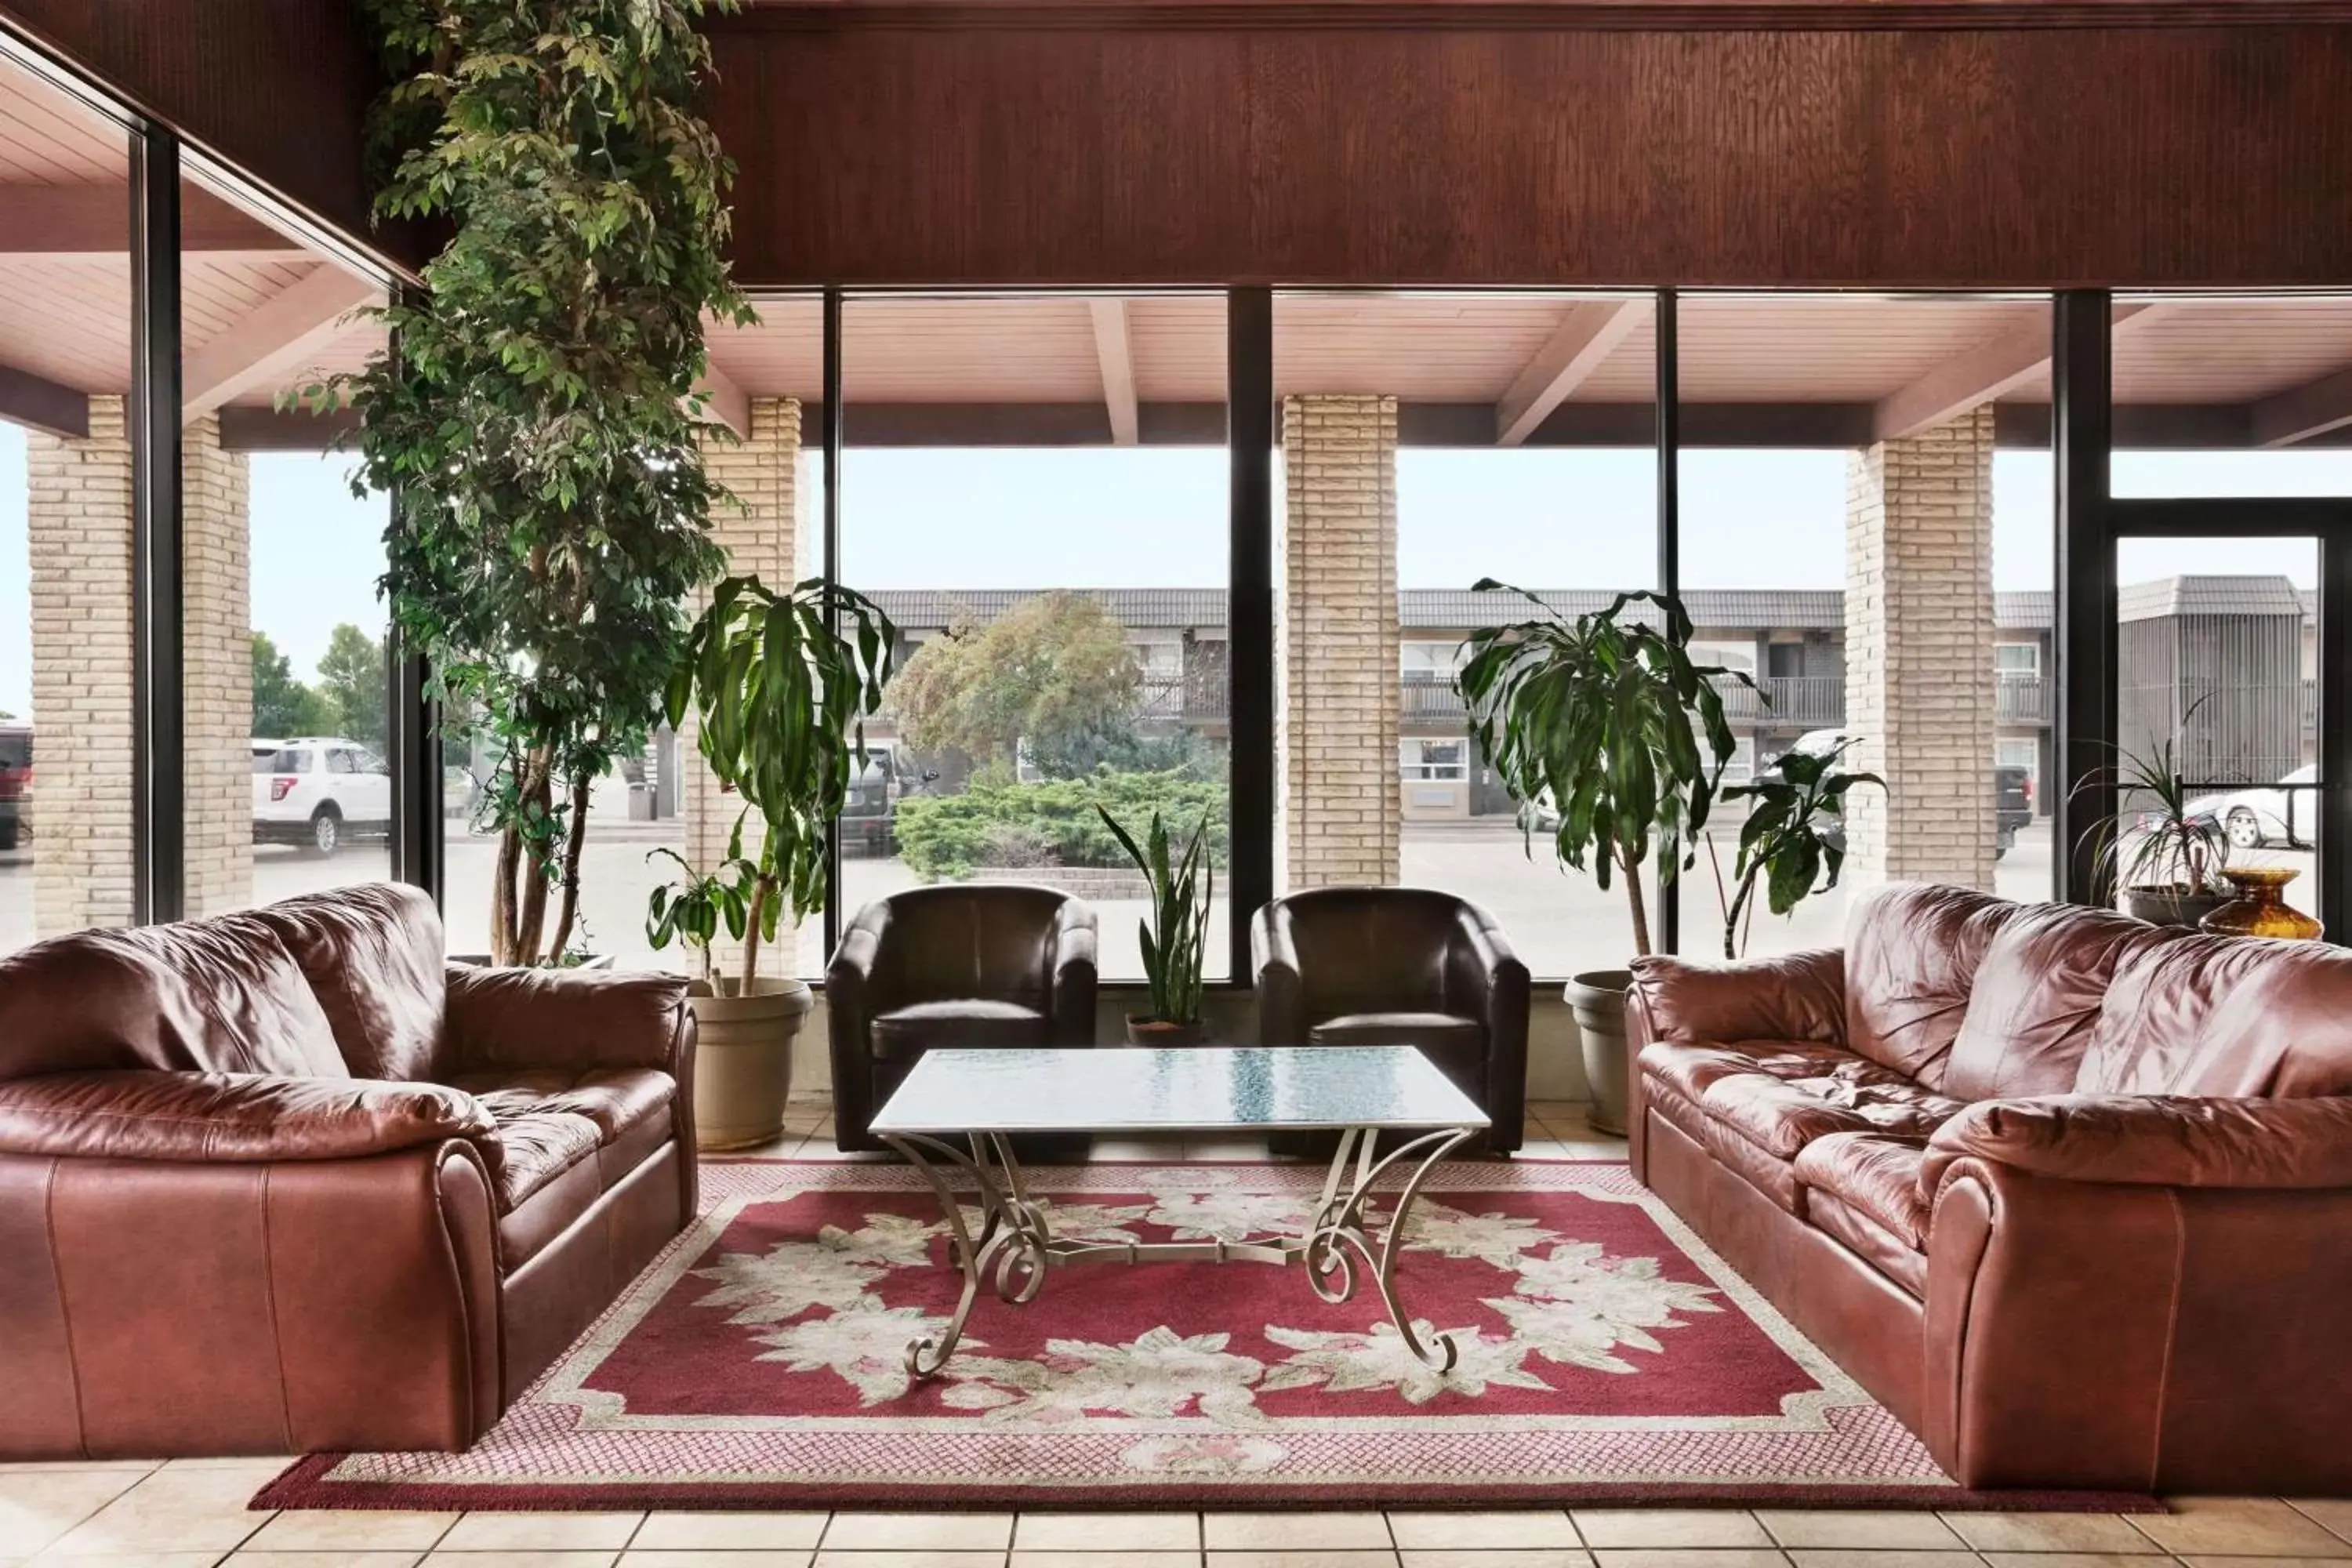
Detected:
left=1302, top=1123, right=1476, bottom=1373
left=881, top=1131, right=1013, bottom=1377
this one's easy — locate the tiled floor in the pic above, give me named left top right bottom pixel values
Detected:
left=6, top=1105, right=2343, bottom=1568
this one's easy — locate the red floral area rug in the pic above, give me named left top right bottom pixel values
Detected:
left=260, top=1160, right=2143, bottom=1512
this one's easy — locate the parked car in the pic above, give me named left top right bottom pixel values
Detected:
left=0, top=723, right=30, bottom=852
left=2184, top=763, right=2318, bottom=850
left=839, top=747, right=938, bottom=855
left=252, top=737, right=392, bottom=855
left=1772, top=730, right=2034, bottom=859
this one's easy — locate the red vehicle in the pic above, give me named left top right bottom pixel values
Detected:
left=0, top=723, right=29, bottom=852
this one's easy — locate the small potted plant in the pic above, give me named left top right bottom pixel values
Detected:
left=2074, top=725, right=2234, bottom=930
left=666, top=573, right=896, bottom=1148
left=1095, top=802, right=1213, bottom=1045
left=1708, top=735, right=1885, bottom=959
left=1457, top=582, right=1746, bottom=1134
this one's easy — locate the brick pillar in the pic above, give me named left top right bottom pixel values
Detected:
left=1277, top=395, right=1400, bottom=891
left=27, top=397, right=136, bottom=937
left=183, top=414, right=252, bottom=916
left=685, top=397, right=800, bottom=978
left=1843, top=405, right=1997, bottom=889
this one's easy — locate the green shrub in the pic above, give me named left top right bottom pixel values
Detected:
left=894, top=767, right=1229, bottom=882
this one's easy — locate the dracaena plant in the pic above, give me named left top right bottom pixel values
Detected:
left=641, top=819, right=760, bottom=989
left=668, top=575, right=898, bottom=989
left=300, top=0, right=754, bottom=966
left=2072, top=714, right=2233, bottom=901
left=1095, top=804, right=1212, bottom=1027
left=1715, top=736, right=1884, bottom=959
left=1456, top=582, right=1748, bottom=958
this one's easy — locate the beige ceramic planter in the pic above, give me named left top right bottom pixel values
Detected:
left=1563, top=968, right=1634, bottom=1137
left=689, top=976, right=815, bottom=1152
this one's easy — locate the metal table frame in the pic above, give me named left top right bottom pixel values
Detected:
left=878, top=1120, right=1479, bottom=1379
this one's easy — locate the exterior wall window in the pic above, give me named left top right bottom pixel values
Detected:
left=1995, top=642, right=2041, bottom=676
left=1399, top=739, right=1468, bottom=781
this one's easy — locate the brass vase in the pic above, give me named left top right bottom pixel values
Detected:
left=2198, top=866, right=2325, bottom=942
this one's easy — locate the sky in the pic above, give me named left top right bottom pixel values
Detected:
left=1, top=435, right=2346, bottom=720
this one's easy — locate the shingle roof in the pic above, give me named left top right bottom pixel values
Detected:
left=866, top=579, right=2300, bottom=634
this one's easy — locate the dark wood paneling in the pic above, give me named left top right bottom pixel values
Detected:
left=0, top=1, right=420, bottom=275
left=714, top=21, right=2352, bottom=286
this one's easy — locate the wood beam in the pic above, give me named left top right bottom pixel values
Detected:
left=216, top=405, right=360, bottom=452
left=0, top=361, right=91, bottom=439
left=1871, top=301, right=2164, bottom=442
left=2251, top=365, right=2352, bottom=448
left=0, top=182, right=300, bottom=259
left=1088, top=298, right=1140, bottom=446
left=693, top=359, right=752, bottom=438
left=182, top=265, right=379, bottom=419
left=1494, top=297, right=1650, bottom=447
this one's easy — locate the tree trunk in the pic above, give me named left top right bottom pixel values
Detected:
left=490, top=822, right=522, bottom=967
left=511, top=749, right=554, bottom=966
left=1621, top=846, right=1653, bottom=958
left=738, top=871, right=773, bottom=995
left=546, top=771, right=593, bottom=964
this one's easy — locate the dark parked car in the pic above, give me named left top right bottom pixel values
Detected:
left=838, top=748, right=939, bottom=855
left=0, top=724, right=30, bottom=852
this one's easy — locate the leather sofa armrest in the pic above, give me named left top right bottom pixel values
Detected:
left=1050, top=898, right=1099, bottom=1044
left=0, top=1070, right=492, bottom=1163
left=1251, top=900, right=1305, bottom=1046
left=1926, top=1094, right=2352, bottom=1192
left=444, top=964, right=691, bottom=1076
left=1626, top=947, right=1846, bottom=1047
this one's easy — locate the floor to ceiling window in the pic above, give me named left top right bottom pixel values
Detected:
left=0, top=53, right=136, bottom=956
left=1271, top=291, right=1658, bottom=979
left=176, top=153, right=394, bottom=918
left=1670, top=293, right=2056, bottom=960
left=837, top=293, right=1232, bottom=982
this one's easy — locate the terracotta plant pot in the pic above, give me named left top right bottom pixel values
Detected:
left=1564, top=968, right=1634, bottom=1137
left=1125, top=1015, right=1208, bottom=1047
left=690, top=976, right=815, bottom=1151
left=2118, top=885, right=2234, bottom=931
left=2199, top=866, right=2325, bottom=941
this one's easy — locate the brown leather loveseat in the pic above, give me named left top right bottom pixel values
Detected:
left=1628, top=882, right=2352, bottom=1496
left=0, top=883, right=695, bottom=1459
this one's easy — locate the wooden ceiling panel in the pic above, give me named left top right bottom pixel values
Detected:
left=2115, top=299, right=2352, bottom=404
left=1675, top=296, right=2048, bottom=402
left=1124, top=295, right=1225, bottom=401
left=840, top=296, right=1100, bottom=401
left=0, top=258, right=132, bottom=391
left=0, top=56, right=128, bottom=186
left=1273, top=294, right=1588, bottom=400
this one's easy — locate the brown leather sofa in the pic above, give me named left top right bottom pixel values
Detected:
left=1253, top=887, right=1530, bottom=1153
left=826, top=884, right=1097, bottom=1151
left=1627, top=881, right=2352, bottom=1495
left=0, top=883, right=695, bottom=1460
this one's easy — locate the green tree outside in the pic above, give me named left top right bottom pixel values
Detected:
left=891, top=592, right=1142, bottom=778
left=317, top=623, right=390, bottom=754
left=251, top=633, right=336, bottom=739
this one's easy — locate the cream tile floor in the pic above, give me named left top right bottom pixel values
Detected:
left=7, top=1107, right=2344, bottom=1568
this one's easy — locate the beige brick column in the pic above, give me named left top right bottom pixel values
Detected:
left=1843, top=405, right=1997, bottom=889
left=685, top=397, right=800, bottom=978
left=1276, top=395, right=1400, bottom=891
left=27, top=397, right=136, bottom=937
left=183, top=414, right=252, bottom=916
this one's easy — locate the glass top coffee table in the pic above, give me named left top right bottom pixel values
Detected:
left=868, top=1044, right=1490, bottom=1380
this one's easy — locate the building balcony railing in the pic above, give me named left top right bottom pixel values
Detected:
left=1998, top=673, right=2051, bottom=724
left=1712, top=674, right=1846, bottom=728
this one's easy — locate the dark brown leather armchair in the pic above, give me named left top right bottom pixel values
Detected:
left=1251, top=887, right=1530, bottom=1153
left=0, top=883, right=695, bottom=1459
left=827, top=883, right=1098, bottom=1151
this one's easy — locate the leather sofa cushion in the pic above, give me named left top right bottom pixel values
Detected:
left=1641, top=1039, right=1875, bottom=1117
left=867, top=884, right=1066, bottom=1002
left=248, top=883, right=448, bottom=1082
left=0, top=916, right=347, bottom=1081
left=1843, top=883, right=2020, bottom=1090
left=1700, top=1070, right=1962, bottom=1159
left=1628, top=949, right=1846, bottom=1049
left=1926, top=1093, right=2352, bottom=1191
left=869, top=999, right=1050, bottom=1062
left=450, top=1067, right=674, bottom=1144
left=2082, top=935, right=2352, bottom=1099
left=1806, top=1192, right=1929, bottom=1299
left=1795, top=1131, right=1933, bottom=1247
left=475, top=1108, right=603, bottom=1211
left=0, top=1069, right=492, bottom=1163
left=1944, top=902, right=2183, bottom=1103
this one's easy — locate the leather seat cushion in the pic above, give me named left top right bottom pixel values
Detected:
left=1700, top=1069, right=1965, bottom=1159
left=1795, top=1131, right=1933, bottom=1247
left=869, top=998, right=1051, bottom=1062
left=1642, top=1039, right=1871, bottom=1109
left=451, top=1067, right=673, bottom=1142
left=474, top=1107, right=603, bottom=1211
left=1308, top=1011, right=1486, bottom=1051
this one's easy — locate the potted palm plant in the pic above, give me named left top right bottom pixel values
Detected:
left=1096, top=803, right=1213, bottom=1045
left=1457, top=582, right=1747, bottom=1134
left=1708, top=735, right=1885, bottom=959
left=2074, top=726, right=2234, bottom=930
left=666, top=573, right=897, bottom=1148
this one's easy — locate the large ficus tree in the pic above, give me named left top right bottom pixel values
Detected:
left=325, top=0, right=753, bottom=965
left=1457, top=583, right=1748, bottom=958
